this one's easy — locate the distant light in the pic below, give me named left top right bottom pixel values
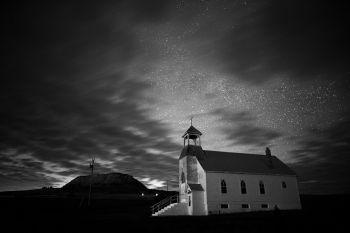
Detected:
left=155, top=193, right=158, bottom=196
left=141, top=193, right=144, bottom=196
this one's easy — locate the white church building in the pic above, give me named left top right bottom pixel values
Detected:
left=152, top=125, right=301, bottom=216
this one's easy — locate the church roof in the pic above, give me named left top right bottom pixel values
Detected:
left=180, top=146, right=296, bottom=176
left=188, top=183, right=204, bottom=191
left=182, top=125, right=202, bottom=137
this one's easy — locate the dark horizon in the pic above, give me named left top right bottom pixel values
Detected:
left=2, top=0, right=350, bottom=195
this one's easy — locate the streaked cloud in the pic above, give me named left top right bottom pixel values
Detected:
left=1, top=1, right=350, bottom=194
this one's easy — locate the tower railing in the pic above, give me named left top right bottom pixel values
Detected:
left=151, top=194, right=179, bottom=215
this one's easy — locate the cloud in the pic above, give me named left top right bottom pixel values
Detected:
left=140, top=177, right=166, bottom=189
left=289, top=114, right=350, bottom=194
left=3, top=0, right=348, bottom=194
left=0, top=1, right=181, bottom=191
left=225, top=124, right=282, bottom=147
left=0, top=74, right=181, bottom=189
left=210, top=108, right=282, bottom=148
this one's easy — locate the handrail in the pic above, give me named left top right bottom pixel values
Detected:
left=151, top=194, right=179, bottom=214
left=151, top=194, right=178, bottom=209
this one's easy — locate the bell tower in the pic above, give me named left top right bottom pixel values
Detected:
left=182, top=118, right=202, bottom=147
left=179, top=121, right=206, bottom=212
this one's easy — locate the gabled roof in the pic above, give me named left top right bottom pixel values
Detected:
left=182, top=125, right=202, bottom=138
left=188, top=183, right=204, bottom=191
left=179, top=146, right=296, bottom=176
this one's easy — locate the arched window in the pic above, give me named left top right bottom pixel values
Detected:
left=259, top=181, right=265, bottom=194
left=282, top=181, right=287, bottom=189
left=241, top=180, right=247, bottom=194
left=221, top=179, right=227, bottom=193
left=181, top=172, right=185, bottom=183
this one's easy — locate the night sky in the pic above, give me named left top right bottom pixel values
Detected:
left=2, top=0, right=350, bottom=194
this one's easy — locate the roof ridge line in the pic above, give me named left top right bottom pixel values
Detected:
left=203, top=150, right=271, bottom=157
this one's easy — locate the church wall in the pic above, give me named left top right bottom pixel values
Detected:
left=192, top=191, right=206, bottom=215
left=197, top=161, right=208, bottom=215
left=179, top=157, right=187, bottom=203
left=179, top=155, right=208, bottom=215
left=206, top=172, right=301, bottom=214
left=187, top=155, right=198, bottom=183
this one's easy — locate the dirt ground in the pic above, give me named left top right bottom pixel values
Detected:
left=0, top=194, right=348, bottom=233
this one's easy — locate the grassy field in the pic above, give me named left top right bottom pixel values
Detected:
left=0, top=194, right=348, bottom=232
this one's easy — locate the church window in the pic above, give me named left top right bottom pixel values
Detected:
left=261, top=204, right=268, bottom=209
left=259, top=181, right=265, bottom=194
left=188, top=195, right=191, bottom=207
left=282, top=181, right=287, bottom=189
left=241, top=180, right=247, bottom=194
left=221, top=204, right=229, bottom=209
left=181, top=172, right=185, bottom=183
left=241, top=204, right=249, bottom=209
left=221, top=179, right=227, bottom=193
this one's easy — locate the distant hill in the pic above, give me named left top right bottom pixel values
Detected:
left=0, top=172, right=177, bottom=199
left=62, top=172, right=148, bottom=194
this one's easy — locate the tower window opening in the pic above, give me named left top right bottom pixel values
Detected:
left=181, top=172, right=185, bottom=183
